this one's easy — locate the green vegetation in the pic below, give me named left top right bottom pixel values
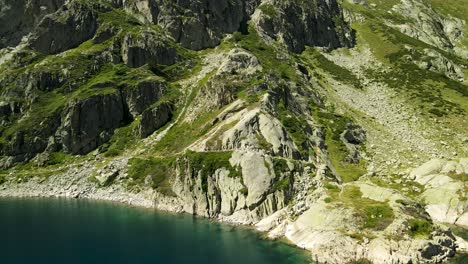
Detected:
left=273, top=177, right=290, bottom=191
left=102, top=119, right=141, bottom=157
left=279, top=106, right=308, bottom=150
left=312, top=108, right=366, bottom=183
left=370, top=176, right=425, bottom=199
left=363, top=204, right=394, bottom=230
left=186, top=150, right=240, bottom=177
left=44, top=152, right=74, bottom=166
left=408, top=219, right=433, bottom=238
left=258, top=4, right=277, bottom=18
left=327, top=185, right=395, bottom=231
left=228, top=25, right=299, bottom=82
left=449, top=224, right=468, bottom=241
left=348, top=259, right=374, bottom=264
left=0, top=174, right=6, bottom=185
left=301, top=47, right=362, bottom=89
left=352, top=20, right=467, bottom=118
left=127, top=157, right=176, bottom=195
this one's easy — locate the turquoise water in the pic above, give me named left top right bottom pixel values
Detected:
left=0, top=198, right=311, bottom=264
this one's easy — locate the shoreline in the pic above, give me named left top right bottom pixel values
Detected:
left=2, top=169, right=467, bottom=264
left=0, top=181, right=313, bottom=260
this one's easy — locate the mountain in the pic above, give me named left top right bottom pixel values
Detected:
left=0, top=0, right=467, bottom=263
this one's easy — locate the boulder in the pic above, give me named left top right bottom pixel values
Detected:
left=230, top=151, right=275, bottom=208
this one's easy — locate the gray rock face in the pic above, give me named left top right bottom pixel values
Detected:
left=341, top=122, right=366, bottom=163
left=121, top=30, right=177, bottom=68
left=253, top=0, right=355, bottom=52
left=28, top=1, right=99, bottom=54
left=0, top=0, right=66, bottom=48
left=124, top=0, right=247, bottom=50
left=414, top=48, right=465, bottom=81
left=124, top=0, right=353, bottom=52
left=123, top=78, right=167, bottom=116
left=171, top=150, right=289, bottom=221
left=138, top=102, right=172, bottom=138
left=392, top=0, right=465, bottom=55
left=57, top=90, right=126, bottom=154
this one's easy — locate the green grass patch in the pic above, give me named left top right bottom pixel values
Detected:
left=44, top=152, right=74, bottom=166
left=127, top=157, right=176, bottom=195
left=408, top=219, right=433, bottom=238
left=103, top=119, right=140, bottom=157
left=449, top=224, right=468, bottom=241
left=329, top=185, right=395, bottom=231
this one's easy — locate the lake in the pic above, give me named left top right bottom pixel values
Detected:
left=0, top=198, right=311, bottom=264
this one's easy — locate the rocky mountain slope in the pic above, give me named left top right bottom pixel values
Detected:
left=0, top=0, right=467, bottom=263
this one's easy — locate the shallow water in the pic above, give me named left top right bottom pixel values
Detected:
left=0, top=198, right=312, bottom=264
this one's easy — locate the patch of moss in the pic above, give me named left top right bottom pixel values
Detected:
left=258, top=4, right=277, bottom=18
left=273, top=177, right=290, bottom=191
left=449, top=224, right=468, bottom=241
left=44, top=152, right=74, bottom=166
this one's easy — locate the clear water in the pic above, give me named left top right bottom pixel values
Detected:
left=0, top=198, right=312, bottom=264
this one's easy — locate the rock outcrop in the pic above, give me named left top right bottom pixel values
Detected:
left=124, top=0, right=247, bottom=50
left=0, top=0, right=66, bottom=48
left=121, top=30, right=177, bottom=68
left=392, top=0, right=466, bottom=56
left=253, top=0, right=355, bottom=52
left=410, top=159, right=468, bottom=226
left=28, top=1, right=100, bottom=54
left=138, top=102, right=172, bottom=139
left=56, top=90, right=127, bottom=155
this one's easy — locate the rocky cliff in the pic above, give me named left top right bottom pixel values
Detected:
left=0, top=0, right=467, bottom=263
